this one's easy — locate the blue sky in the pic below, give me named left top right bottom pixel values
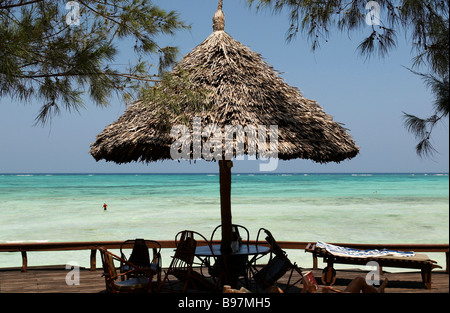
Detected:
left=0, top=0, right=448, bottom=174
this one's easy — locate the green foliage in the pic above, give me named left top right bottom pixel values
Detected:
left=248, top=0, right=449, bottom=157
left=403, top=71, right=449, bottom=158
left=140, top=69, right=211, bottom=131
left=247, top=1, right=448, bottom=64
left=0, top=0, right=189, bottom=124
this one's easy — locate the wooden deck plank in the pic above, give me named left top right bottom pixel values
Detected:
left=0, top=266, right=447, bottom=293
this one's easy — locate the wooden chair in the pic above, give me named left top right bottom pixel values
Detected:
left=119, top=239, right=162, bottom=284
left=99, top=247, right=156, bottom=293
left=210, top=224, right=250, bottom=248
left=159, top=230, right=218, bottom=293
left=210, top=224, right=251, bottom=287
left=251, top=228, right=305, bottom=292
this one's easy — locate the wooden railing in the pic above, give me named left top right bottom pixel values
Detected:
left=0, top=241, right=448, bottom=273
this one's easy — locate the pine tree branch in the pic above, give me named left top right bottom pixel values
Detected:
left=17, top=71, right=161, bottom=82
left=78, top=0, right=122, bottom=26
left=0, top=0, right=44, bottom=10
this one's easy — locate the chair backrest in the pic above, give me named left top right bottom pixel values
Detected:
left=120, top=239, right=162, bottom=268
left=99, top=248, right=118, bottom=292
left=254, top=228, right=305, bottom=291
left=128, top=239, right=151, bottom=267
left=210, top=224, right=250, bottom=246
left=256, top=228, right=285, bottom=259
left=174, top=231, right=198, bottom=265
left=100, top=248, right=118, bottom=277
left=160, top=230, right=218, bottom=292
left=253, top=255, right=290, bottom=286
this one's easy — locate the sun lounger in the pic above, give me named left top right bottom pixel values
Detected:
left=306, top=242, right=442, bottom=289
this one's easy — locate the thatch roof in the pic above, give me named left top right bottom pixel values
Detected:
left=90, top=3, right=359, bottom=165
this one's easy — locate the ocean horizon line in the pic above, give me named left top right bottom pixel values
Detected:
left=1, top=172, right=448, bottom=176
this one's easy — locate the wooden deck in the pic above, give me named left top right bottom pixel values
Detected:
left=0, top=265, right=447, bottom=294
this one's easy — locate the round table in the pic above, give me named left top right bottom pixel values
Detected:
left=195, top=244, right=270, bottom=257
left=194, top=244, right=270, bottom=288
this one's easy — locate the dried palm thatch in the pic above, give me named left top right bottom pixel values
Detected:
left=89, top=1, right=359, bottom=262
left=90, top=2, right=359, bottom=165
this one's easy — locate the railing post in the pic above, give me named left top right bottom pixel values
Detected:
left=21, top=251, right=27, bottom=272
left=312, top=255, right=318, bottom=270
left=90, top=249, right=97, bottom=271
left=446, top=250, right=449, bottom=274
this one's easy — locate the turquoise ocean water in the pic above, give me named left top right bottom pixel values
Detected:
left=0, top=173, right=448, bottom=270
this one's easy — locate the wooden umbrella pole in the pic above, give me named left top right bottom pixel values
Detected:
left=219, top=159, right=233, bottom=254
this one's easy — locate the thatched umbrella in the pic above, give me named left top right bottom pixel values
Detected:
left=90, top=0, right=358, bottom=258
